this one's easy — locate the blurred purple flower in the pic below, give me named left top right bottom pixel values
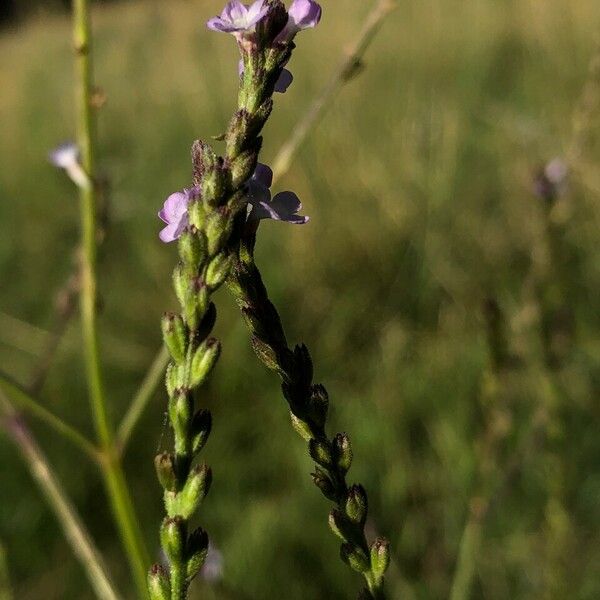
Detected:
left=49, top=142, right=90, bottom=188
left=248, top=163, right=309, bottom=224
left=533, top=157, right=569, bottom=201
left=238, top=59, right=294, bottom=93
left=276, top=0, right=322, bottom=43
left=207, top=1, right=269, bottom=37
left=201, top=543, right=224, bottom=583
left=158, top=187, right=198, bottom=243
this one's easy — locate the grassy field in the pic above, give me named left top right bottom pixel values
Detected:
left=1, top=0, right=599, bottom=598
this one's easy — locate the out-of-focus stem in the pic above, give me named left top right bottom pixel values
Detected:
left=0, top=392, right=121, bottom=600
left=272, top=0, right=397, bottom=183
left=0, top=370, right=99, bottom=462
left=72, top=1, right=149, bottom=596
left=115, top=345, right=170, bottom=456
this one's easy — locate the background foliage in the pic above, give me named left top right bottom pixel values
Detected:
left=0, top=0, right=599, bottom=598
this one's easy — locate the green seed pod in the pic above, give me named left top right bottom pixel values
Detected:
left=178, top=464, right=212, bottom=519
left=191, top=409, right=212, bottom=455
left=190, top=338, right=221, bottom=388
left=161, top=312, right=187, bottom=364
left=333, top=433, right=353, bottom=474
left=160, top=517, right=186, bottom=564
left=328, top=508, right=353, bottom=543
left=251, top=336, right=279, bottom=371
left=186, top=527, right=209, bottom=582
left=309, top=438, right=332, bottom=467
left=291, top=412, right=314, bottom=442
left=340, top=543, right=370, bottom=574
left=370, top=538, right=391, bottom=579
left=155, top=453, right=177, bottom=492
left=206, top=251, right=234, bottom=289
left=229, top=145, right=259, bottom=189
left=188, top=197, right=207, bottom=230
left=148, top=564, right=171, bottom=600
left=172, top=263, right=188, bottom=307
left=345, top=484, right=368, bottom=525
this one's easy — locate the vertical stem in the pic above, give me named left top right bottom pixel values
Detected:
left=0, top=393, right=120, bottom=600
left=72, top=1, right=150, bottom=596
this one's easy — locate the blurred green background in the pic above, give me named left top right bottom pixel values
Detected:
left=1, top=0, right=600, bottom=598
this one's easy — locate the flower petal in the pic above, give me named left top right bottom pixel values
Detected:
left=274, top=69, right=294, bottom=93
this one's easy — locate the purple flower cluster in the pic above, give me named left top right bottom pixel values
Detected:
left=158, top=166, right=307, bottom=243
left=207, top=0, right=321, bottom=42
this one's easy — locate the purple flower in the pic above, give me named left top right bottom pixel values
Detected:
left=238, top=59, right=294, bottom=93
left=276, top=0, right=322, bottom=43
left=158, top=187, right=198, bottom=243
left=49, top=142, right=90, bottom=189
left=207, top=1, right=269, bottom=38
left=247, top=163, right=309, bottom=224
left=533, top=157, right=569, bottom=202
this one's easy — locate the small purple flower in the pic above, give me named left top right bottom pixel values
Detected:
left=247, top=163, right=309, bottom=224
left=158, top=187, right=198, bottom=243
left=275, top=0, right=322, bottom=43
left=49, top=142, right=90, bottom=188
left=201, top=543, right=224, bottom=583
left=533, top=157, right=569, bottom=202
left=238, top=59, right=293, bottom=93
left=207, top=1, right=269, bottom=38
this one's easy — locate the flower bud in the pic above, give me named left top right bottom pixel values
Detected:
left=188, top=197, right=207, bottom=230
left=178, top=227, right=206, bottom=267
left=312, top=467, right=337, bottom=501
left=333, top=433, right=352, bottom=473
left=161, top=313, right=187, bottom=364
left=160, top=517, right=186, bottom=564
left=308, top=384, right=329, bottom=428
left=345, top=484, right=368, bottom=525
left=309, top=438, right=332, bottom=467
left=148, top=564, right=170, bottom=600
left=370, top=538, right=391, bottom=579
left=340, top=542, right=370, bottom=574
left=178, top=464, right=212, bottom=519
left=190, top=338, right=221, bottom=388
left=186, top=527, right=209, bottom=581
left=192, top=140, right=226, bottom=205
left=251, top=335, right=279, bottom=371
left=172, top=263, right=188, bottom=307
left=230, top=145, right=260, bottom=189
left=206, top=251, right=233, bottom=289
left=169, top=389, right=192, bottom=448
left=165, top=363, right=185, bottom=397
left=155, top=453, right=177, bottom=492
left=205, top=207, right=233, bottom=256
left=328, top=508, right=354, bottom=542
left=191, top=409, right=212, bottom=455
left=291, top=412, right=314, bottom=442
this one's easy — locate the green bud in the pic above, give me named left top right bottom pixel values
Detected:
left=309, top=438, right=332, bottom=467
left=205, top=207, right=233, bottom=256
left=191, top=409, right=212, bottom=455
left=177, top=464, right=212, bottom=519
left=328, top=508, right=354, bottom=543
left=370, top=538, right=391, bottom=579
left=192, top=141, right=226, bottom=205
left=166, top=363, right=185, bottom=397
left=160, top=517, right=186, bottom=564
left=161, top=313, right=187, bottom=363
left=186, top=527, right=209, bottom=582
left=148, top=564, right=170, bottom=600
left=312, top=467, right=337, bottom=502
left=190, top=338, right=221, bottom=388
left=251, top=335, right=279, bottom=371
left=188, top=197, right=207, bottom=230
left=340, top=543, right=370, bottom=574
left=206, top=251, right=233, bottom=289
left=155, top=453, right=177, bottom=492
left=172, top=263, right=187, bottom=307
left=308, top=384, right=329, bottom=429
left=333, top=433, right=353, bottom=474
left=169, top=389, right=192, bottom=452
left=230, top=147, right=259, bottom=189
left=291, top=412, right=314, bottom=442
left=345, top=484, right=368, bottom=525
left=178, top=227, right=206, bottom=266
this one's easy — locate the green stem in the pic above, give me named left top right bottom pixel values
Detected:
left=72, top=1, right=149, bottom=596
left=0, top=369, right=99, bottom=462
left=116, top=345, right=170, bottom=456
left=0, top=392, right=121, bottom=600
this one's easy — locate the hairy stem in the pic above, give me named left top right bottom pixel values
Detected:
left=0, top=391, right=121, bottom=600
left=73, top=1, right=149, bottom=595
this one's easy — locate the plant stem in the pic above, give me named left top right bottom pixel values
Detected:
left=272, top=0, right=397, bottom=183
left=0, top=391, right=121, bottom=600
left=72, top=1, right=150, bottom=596
left=116, top=345, right=170, bottom=456
left=0, top=370, right=99, bottom=462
